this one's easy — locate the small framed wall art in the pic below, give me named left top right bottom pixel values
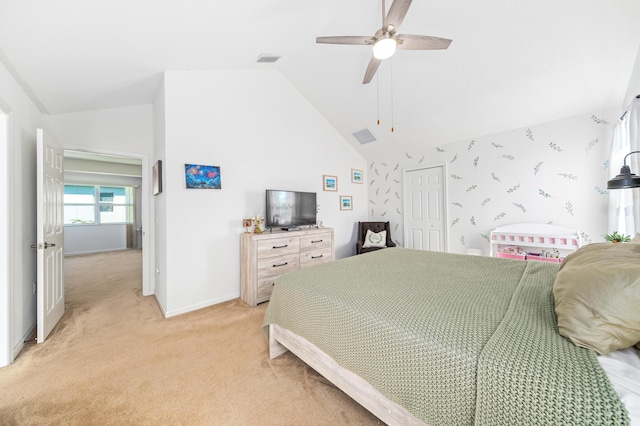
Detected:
left=185, top=164, right=221, bottom=189
left=340, top=195, right=353, bottom=210
left=351, top=169, right=363, bottom=184
left=323, top=175, right=338, bottom=191
left=153, top=160, right=163, bottom=195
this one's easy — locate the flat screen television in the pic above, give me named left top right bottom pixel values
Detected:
left=266, top=189, right=317, bottom=230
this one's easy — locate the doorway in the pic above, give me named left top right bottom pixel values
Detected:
left=62, top=149, right=151, bottom=295
left=402, top=164, right=447, bottom=252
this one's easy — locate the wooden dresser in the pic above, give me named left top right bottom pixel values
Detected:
left=240, top=227, right=334, bottom=307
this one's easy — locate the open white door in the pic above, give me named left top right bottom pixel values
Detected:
left=36, top=128, right=64, bottom=343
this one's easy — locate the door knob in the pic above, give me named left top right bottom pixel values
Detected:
left=30, top=242, right=56, bottom=249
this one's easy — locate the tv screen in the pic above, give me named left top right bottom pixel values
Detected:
left=266, top=190, right=316, bottom=229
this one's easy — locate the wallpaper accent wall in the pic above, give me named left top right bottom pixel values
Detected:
left=368, top=109, right=618, bottom=255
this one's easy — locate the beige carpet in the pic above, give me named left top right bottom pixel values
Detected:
left=0, top=250, right=381, bottom=425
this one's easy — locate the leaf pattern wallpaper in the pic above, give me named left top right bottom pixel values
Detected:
left=367, top=109, right=617, bottom=255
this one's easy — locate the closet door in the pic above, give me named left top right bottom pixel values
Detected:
left=403, top=165, right=446, bottom=252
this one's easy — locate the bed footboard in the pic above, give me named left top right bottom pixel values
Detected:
left=268, top=323, right=425, bottom=425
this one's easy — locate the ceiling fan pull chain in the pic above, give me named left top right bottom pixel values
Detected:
left=391, top=60, right=395, bottom=133
left=377, top=73, right=381, bottom=125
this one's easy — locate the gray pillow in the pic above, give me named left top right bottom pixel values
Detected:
left=553, top=243, right=640, bottom=354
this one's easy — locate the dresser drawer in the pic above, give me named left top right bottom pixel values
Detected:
left=257, top=253, right=299, bottom=278
left=256, top=277, right=277, bottom=304
left=300, top=246, right=333, bottom=268
left=257, top=237, right=299, bottom=259
left=300, top=232, right=332, bottom=252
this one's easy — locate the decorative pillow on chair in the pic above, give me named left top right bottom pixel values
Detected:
left=553, top=243, right=640, bottom=354
left=362, top=229, right=387, bottom=248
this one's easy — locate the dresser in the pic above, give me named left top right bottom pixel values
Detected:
left=240, top=227, right=334, bottom=307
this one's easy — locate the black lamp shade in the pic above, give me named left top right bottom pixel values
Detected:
left=607, top=165, right=640, bottom=189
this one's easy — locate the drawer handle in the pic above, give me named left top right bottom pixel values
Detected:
left=311, top=254, right=323, bottom=259
left=273, top=244, right=288, bottom=249
left=273, top=262, right=288, bottom=268
left=311, top=239, right=323, bottom=243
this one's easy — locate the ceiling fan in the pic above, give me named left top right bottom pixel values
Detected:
left=316, top=0, right=452, bottom=84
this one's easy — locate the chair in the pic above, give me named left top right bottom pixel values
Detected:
left=356, top=221, right=396, bottom=255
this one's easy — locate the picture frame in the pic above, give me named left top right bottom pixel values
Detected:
left=153, top=160, right=163, bottom=195
left=351, top=169, right=363, bottom=184
left=185, top=164, right=221, bottom=189
left=242, top=218, right=252, bottom=234
left=340, top=195, right=353, bottom=210
left=323, top=175, right=338, bottom=191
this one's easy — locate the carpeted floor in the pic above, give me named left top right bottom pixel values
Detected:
left=0, top=250, right=381, bottom=425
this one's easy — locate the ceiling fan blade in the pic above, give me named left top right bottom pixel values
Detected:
left=316, top=36, right=375, bottom=45
left=396, top=34, right=452, bottom=50
left=384, top=0, right=412, bottom=31
left=363, top=56, right=382, bottom=84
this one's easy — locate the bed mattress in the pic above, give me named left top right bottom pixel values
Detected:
left=263, top=248, right=629, bottom=425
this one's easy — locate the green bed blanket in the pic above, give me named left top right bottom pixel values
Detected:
left=262, top=248, right=628, bottom=425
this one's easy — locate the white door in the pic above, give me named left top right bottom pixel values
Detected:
left=36, top=128, right=65, bottom=343
left=403, top=165, right=446, bottom=251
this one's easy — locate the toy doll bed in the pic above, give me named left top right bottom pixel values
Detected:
left=263, top=247, right=639, bottom=425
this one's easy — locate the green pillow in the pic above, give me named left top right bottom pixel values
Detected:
left=553, top=242, right=640, bottom=354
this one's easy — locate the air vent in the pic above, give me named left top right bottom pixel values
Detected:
left=352, top=128, right=377, bottom=144
left=256, top=54, right=281, bottom=64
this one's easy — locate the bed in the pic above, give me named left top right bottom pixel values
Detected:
left=263, top=247, right=637, bottom=425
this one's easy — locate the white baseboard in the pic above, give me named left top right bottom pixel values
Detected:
left=154, top=293, right=167, bottom=317
left=64, top=248, right=132, bottom=256
left=13, top=322, right=36, bottom=360
left=163, top=293, right=240, bottom=318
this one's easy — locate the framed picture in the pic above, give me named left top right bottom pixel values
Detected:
left=323, top=175, right=338, bottom=191
left=185, top=164, right=221, bottom=189
left=340, top=195, right=353, bottom=210
left=153, top=160, right=163, bottom=195
left=351, top=169, right=363, bottom=184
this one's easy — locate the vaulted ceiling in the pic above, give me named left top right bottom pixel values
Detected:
left=1, top=0, right=639, bottom=159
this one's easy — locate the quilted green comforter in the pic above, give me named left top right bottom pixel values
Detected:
left=262, top=248, right=628, bottom=425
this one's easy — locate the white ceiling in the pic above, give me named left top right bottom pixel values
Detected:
left=1, top=0, right=639, bottom=160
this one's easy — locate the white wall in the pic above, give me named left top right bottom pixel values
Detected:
left=0, top=109, right=9, bottom=366
left=65, top=225, right=128, bottom=254
left=0, top=59, right=42, bottom=367
left=624, top=44, right=640, bottom=107
left=368, top=108, right=619, bottom=255
left=152, top=80, right=167, bottom=310
left=42, top=105, right=154, bottom=153
left=156, top=69, right=368, bottom=316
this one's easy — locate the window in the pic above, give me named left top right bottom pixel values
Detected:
left=64, top=185, right=134, bottom=225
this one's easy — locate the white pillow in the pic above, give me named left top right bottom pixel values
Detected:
left=362, top=229, right=387, bottom=248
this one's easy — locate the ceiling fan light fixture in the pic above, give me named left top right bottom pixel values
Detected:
left=372, top=36, right=396, bottom=60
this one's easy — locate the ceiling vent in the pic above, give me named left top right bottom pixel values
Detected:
left=352, top=128, right=377, bottom=144
left=256, top=54, right=281, bottom=64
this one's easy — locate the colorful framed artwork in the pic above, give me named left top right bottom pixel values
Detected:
left=351, top=169, right=363, bottom=184
left=323, top=175, right=338, bottom=191
left=185, top=164, right=221, bottom=189
left=153, top=160, right=163, bottom=195
left=340, top=195, right=352, bottom=210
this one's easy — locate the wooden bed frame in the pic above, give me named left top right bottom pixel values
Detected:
left=269, top=324, right=426, bottom=425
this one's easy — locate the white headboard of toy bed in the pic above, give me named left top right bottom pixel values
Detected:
left=490, top=223, right=581, bottom=262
